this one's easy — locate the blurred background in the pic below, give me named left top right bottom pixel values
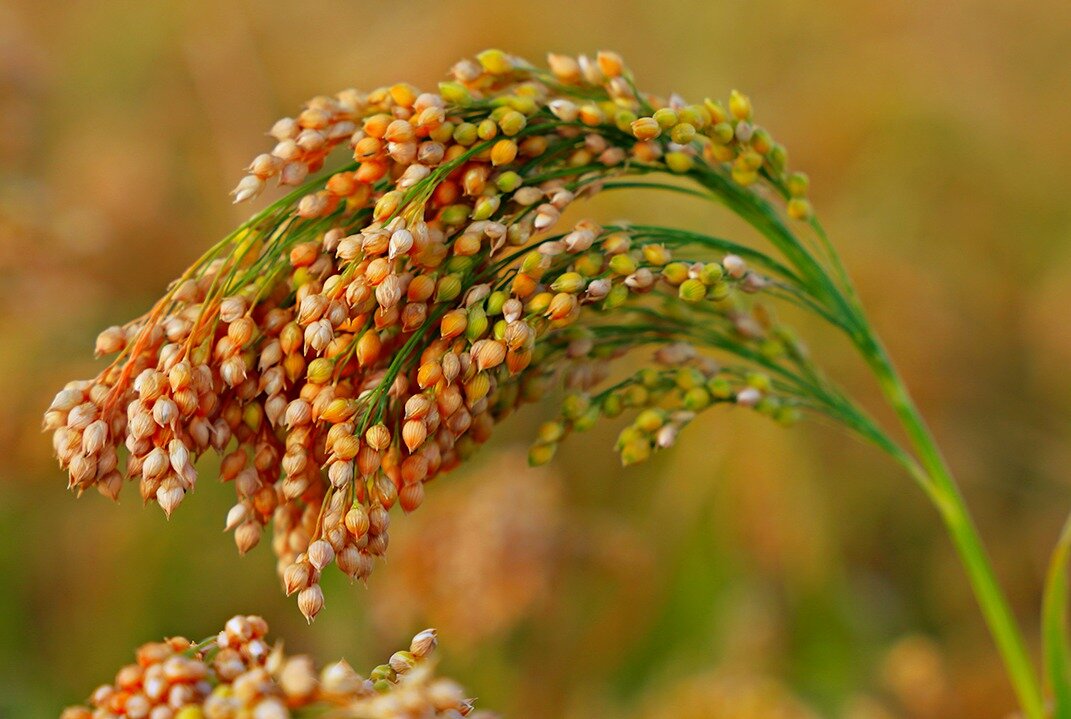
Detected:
left=2, top=1, right=1070, bottom=717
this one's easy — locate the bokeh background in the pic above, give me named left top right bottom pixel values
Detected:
left=3, top=1, right=1071, bottom=717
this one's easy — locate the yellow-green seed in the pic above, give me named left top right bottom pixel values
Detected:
left=477, top=118, right=498, bottom=141
left=699, top=263, right=724, bottom=285
left=472, top=195, right=501, bottom=220
left=679, top=105, right=710, bottom=128
left=430, top=121, right=455, bottom=144
left=440, top=204, right=469, bottom=226
left=609, top=254, right=638, bottom=276
left=756, top=397, right=778, bottom=416
left=477, top=49, right=512, bottom=74
left=492, top=318, right=508, bottom=340
left=760, top=339, right=786, bottom=359
left=639, top=368, right=661, bottom=388
left=574, top=252, right=604, bottom=277
left=435, top=274, right=462, bottom=302
left=739, top=150, right=764, bottom=171
left=652, top=107, right=678, bottom=129
left=520, top=250, right=544, bottom=275
left=731, top=166, right=758, bottom=186
left=527, top=292, right=552, bottom=315
left=617, top=425, right=644, bottom=448
left=620, top=439, right=652, bottom=466
left=603, top=232, right=631, bottom=254
left=707, top=377, right=733, bottom=399
left=374, top=190, right=403, bottom=220
left=787, top=197, right=813, bottom=220
left=495, top=171, right=523, bottom=193
left=641, top=244, right=671, bottom=266
left=603, top=283, right=629, bottom=309
left=568, top=148, right=593, bottom=167
left=506, top=95, right=538, bottom=115
left=573, top=406, right=600, bottom=432
left=670, top=123, right=697, bottom=144
left=486, top=290, right=507, bottom=315
left=438, top=81, right=472, bottom=106
left=465, top=308, right=489, bottom=341
left=665, top=151, right=693, bottom=174
left=562, top=393, right=590, bottom=420
left=602, top=393, right=624, bottom=418
left=292, top=267, right=313, bottom=289
left=675, top=367, right=705, bottom=390
left=445, top=255, right=475, bottom=273
left=498, top=110, right=526, bottom=136
left=615, top=109, right=638, bottom=132
left=683, top=386, right=712, bottom=411
left=307, top=357, right=333, bottom=384
left=538, top=421, right=566, bottom=443
left=711, top=122, right=735, bottom=144
left=453, top=122, right=478, bottom=146
left=704, top=98, right=728, bottom=124
left=746, top=372, right=772, bottom=392
left=776, top=406, right=801, bottom=426
left=623, top=384, right=649, bottom=407
left=662, top=262, right=690, bottom=285
left=788, top=172, right=810, bottom=197
left=528, top=441, right=558, bottom=466
left=709, top=281, right=732, bottom=301
left=767, top=144, right=787, bottom=171
left=636, top=408, right=666, bottom=432
left=751, top=127, right=773, bottom=154
left=729, top=90, right=752, bottom=119
left=678, top=278, right=706, bottom=302
left=551, top=272, right=585, bottom=294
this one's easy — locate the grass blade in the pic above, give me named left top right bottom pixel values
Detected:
left=1044, top=513, right=1071, bottom=717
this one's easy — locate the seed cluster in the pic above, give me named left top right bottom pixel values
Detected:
left=60, top=617, right=486, bottom=719
left=45, top=49, right=813, bottom=620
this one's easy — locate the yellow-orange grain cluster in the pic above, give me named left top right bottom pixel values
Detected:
left=60, top=616, right=487, bottom=719
left=45, top=50, right=809, bottom=620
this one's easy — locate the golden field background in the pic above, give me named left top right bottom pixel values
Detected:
left=2, top=0, right=1071, bottom=716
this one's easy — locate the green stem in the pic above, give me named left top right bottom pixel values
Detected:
left=861, top=330, right=1045, bottom=719
left=1043, top=513, right=1071, bottom=717
left=679, top=157, right=1043, bottom=714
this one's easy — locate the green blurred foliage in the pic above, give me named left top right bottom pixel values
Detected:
left=2, top=0, right=1070, bottom=717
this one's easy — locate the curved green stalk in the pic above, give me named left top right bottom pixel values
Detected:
left=672, top=162, right=1045, bottom=717
left=1044, top=512, right=1071, bottom=717
left=863, top=336, right=1044, bottom=718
